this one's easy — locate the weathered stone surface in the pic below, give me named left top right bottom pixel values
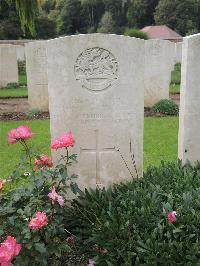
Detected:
left=144, top=39, right=175, bottom=107
left=47, top=34, right=145, bottom=189
left=0, top=44, right=18, bottom=87
left=178, top=34, right=200, bottom=163
left=175, top=42, right=182, bottom=63
left=16, top=45, right=25, bottom=61
left=25, top=41, right=48, bottom=111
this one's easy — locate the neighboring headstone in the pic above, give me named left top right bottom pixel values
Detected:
left=144, top=39, right=175, bottom=107
left=0, top=44, right=18, bottom=87
left=178, top=34, right=200, bottom=163
left=175, top=42, right=182, bottom=63
left=47, top=34, right=145, bottom=189
left=16, top=45, right=25, bottom=61
left=25, top=41, right=48, bottom=111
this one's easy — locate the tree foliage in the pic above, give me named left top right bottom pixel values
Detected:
left=1, top=0, right=200, bottom=39
left=56, top=0, right=85, bottom=35
left=127, top=0, right=159, bottom=28
left=97, top=11, right=116, bottom=33
left=124, top=28, right=149, bottom=39
left=154, top=0, right=200, bottom=35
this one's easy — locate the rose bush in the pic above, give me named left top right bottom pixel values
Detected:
left=0, top=127, right=80, bottom=265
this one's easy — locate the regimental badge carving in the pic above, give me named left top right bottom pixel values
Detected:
left=74, top=47, right=118, bottom=92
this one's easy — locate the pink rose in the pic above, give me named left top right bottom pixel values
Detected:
left=51, top=131, right=75, bottom=150
left=28, top=212, right=48, bottom=230
left=167, top=211, right=177, bottom=223
left=48, top=186, right=65, bottom=207
left=87, top=259, right=96, bottom=266
left=8, top=125, right=34, bottom=144
left=35, top=155, right=53, bottom=168
left=0, top=236, right=22, bottom=265
left=0, top=180, right=4, bottom=191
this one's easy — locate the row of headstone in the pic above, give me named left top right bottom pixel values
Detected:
left=1, top=33, right=198, bottom=189
left=25, top=38, right=177, bottom=110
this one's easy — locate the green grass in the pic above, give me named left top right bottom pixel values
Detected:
left=169, top=63, right=181, bottom=94
left=0, top=120, right=50, bottom=178
left=169, top=84, right=180, bottom=94
left=0, top=73, right=28, bottom=98
left=144, top=117, right=178, bottom=169
left=0, top=87, right=28, bottom=97
left=171, top=63, right=181, bottom=84
left=0, top=117, right=178, bottom=178
left=19, top=73, right=27, bottom=85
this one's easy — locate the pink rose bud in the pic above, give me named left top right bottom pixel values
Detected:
left=8, top=125, right=34, bottom=144
left=87, top=259, right=96, bottom=266
left=167, top=211, right=177, bottom=223
left=48, top=186, right=65, bottom=207
left=0, top=180, right=4, bottom=191
left=35, top=155, right=53, bottom=168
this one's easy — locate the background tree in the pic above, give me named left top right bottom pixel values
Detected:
left=127, top=0, right=159, bottom=28
left=103, top=0, right=128, bottom=31
left=0, top=0, right=24, bottom=39
left=154, top=0, right=200, bottom=35
left=124, top=27, right=149, bottom=39
left=14, top=0, right=41, bottom=35
left=35, top=15, right=56, bottom=39
left=56, top=0, right=85, bottom=35
left=97, top=11, right=116, bottom=33
left=81, top=0, right=105, bottom=33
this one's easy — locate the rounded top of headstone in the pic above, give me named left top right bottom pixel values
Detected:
left=74, top=47, right=118, bottom=92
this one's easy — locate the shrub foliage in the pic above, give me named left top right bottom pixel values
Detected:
left=153, top=99, right=179, bottom=115
left=124, top=28, right=149, bottom=40
left=66, top=161, right=200, bottom=265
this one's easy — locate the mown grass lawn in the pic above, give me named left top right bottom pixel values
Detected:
left=170, top=63, right=181, bottom=94
left=19, top=73, right=27, bottom=85
left=0, top=73, right=28, bottom=98
left=169, top=84, right=180, bottom=94
left=0, top=87, right=28, bottom=97
left=0, top=117, right=179, bottom=178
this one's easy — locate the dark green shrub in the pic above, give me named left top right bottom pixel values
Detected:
left=6, top=82, right=19, bottom=89
left=18, top=60, right=26, bottom=75
left=65, top=161, right=200, bottom=265
left=152, top=99, right=179, bottom=115
left=124, top=28, right=149, bottom=40
left=24, top=108, right=42, bottom=119
left=171, top=63, right=181, bottom=85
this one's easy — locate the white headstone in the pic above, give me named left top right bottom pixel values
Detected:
left=25, top=41, right=48, bottom=111
left=47, top=34, right=145, bottom=189
left=144, top=39, right=175, bottom=107
left=175, top=42, right=182, bottom=63
left=0, top=44, right=18, bottom=87
left=178, top=34, right=200, bottom=163
left=16, top=45, right=25, bottom=61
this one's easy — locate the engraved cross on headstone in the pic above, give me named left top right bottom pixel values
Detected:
left=80, top=130, right=116, bottom=186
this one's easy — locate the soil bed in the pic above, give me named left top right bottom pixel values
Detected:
left=0, top=95, right=180, bottom=121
